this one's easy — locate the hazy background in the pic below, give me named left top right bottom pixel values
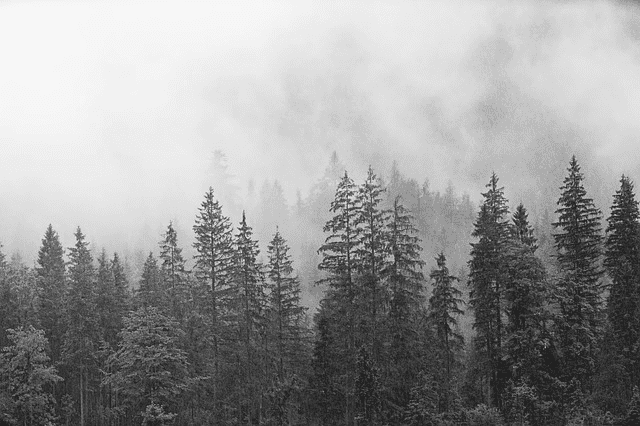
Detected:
left=1, top=0, right=639, bottom=274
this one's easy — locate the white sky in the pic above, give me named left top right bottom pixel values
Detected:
left=1, top=0, right=640, bottom=259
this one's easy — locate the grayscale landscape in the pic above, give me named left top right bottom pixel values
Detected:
left=1, top=1, right=639, bottom=425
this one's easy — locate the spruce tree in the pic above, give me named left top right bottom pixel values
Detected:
left=552, top=156, right=603, bottom=394
left=428, top=253, right=464, bottom=413
left=63, top=227, right=100, bottom=426
left=355, top=166, right=390, bottom=358
left=192, top=187, right=234, bottom=415
left=159, top=222, right=188, bottom=320
left=95, top=250, right=129, bottom=351
left=96, top=249, right=117, bottom=347
left=266, top=229, right=306, bottom=380
left=230, top=211, right=265, bottom=424
left=384, top=196, right=426, bottom=411
left=0, top=243, right=21, bottom=350
left=265, top=229, right=308, bottom=426
left=468, top=173, right=511, bottom=408
left=35, top=224, right=66, bottom=364
left=512, top=204, right=538, bottom=251
left=605, top=175, right=640, bottom=384
left=503, top=205, right=551, bottom=422
left=315, top=171, right=361, bottom=425
left=111, top=253, right=130, bottom=319
left=137, top=252, right=163, bottom=309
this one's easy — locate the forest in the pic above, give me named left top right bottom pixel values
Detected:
left=1, top=153, right=640, bottom=426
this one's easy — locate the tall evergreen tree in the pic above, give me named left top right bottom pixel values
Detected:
left=355, top=166, right=390, bottom=358
left=502, top=205, right=552, bottom=423
left=552, top=156, right=603, bottom=394
left=230, top=211, right=265, bottom=424
left=266, top=229, right=307, bottom=380
left=428, top=253, right=464, bottom=413
left=468, top=173, right=511, bottom=409
left=384, top=196, right=426, bottom=412
left=315, top=171, right=361, bottom=425
left=35, top=224, right=66, bottom=364
left=605, top=175, right=640, bottom=383
left=512, top=204, right=538, bottom=251
left=159, top=222, right=188, bottom=320
left=111, top=252, right=130, bottom=318
left=63, top=227, right=100, bottom=426
left=265, top=229, right=308, bottom=426
left=192, top=187, right=234, bottom=415
left=137, top=252, right=163, bottom=309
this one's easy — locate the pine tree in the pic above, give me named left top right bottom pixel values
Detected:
left=192, top=187, right=234, bottom=415
left=429, top=253, right=464, bottom=413
left=0, top=326, right=62, bottom=426
left=605, top=175, right=640, bottom=385
left=63, top=227, right=100, bottom=426
left=159, top=222, right=188, bottom=320
left=384, top=196, right=426, bottom=411
left=552, top=156, right=603, bottom=394
left=35, top=224, right=66, bottom=364
left=468, top=173, right=511, bottom=408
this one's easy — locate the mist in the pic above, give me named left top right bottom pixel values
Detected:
left=1, top=0, right=639, bottom=265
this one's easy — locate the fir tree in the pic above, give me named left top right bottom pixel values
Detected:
left=111, top=253, right=130, bottom=318
left=552, top=156, right=603, bottom=394
left=62, top=227, right=100, bottom=426
left=94, top=250, right=113, bottom=349
left=230, top=211, right=265, bottom=424
left=429, top=253, right=464, bottom=413
left=137, top=252, right=163, bottom=309
left=192, top=187, right=234, bottom=414
left=605, top=175, right=640, bottom=385
left=159, top=222, right=188, bottom=320
left=384, top=196, right=426, bottom=410
left=355, top=166, right=390, bottom=358
left=512, top=203, right=538, bottom=251
left=266, top=229, right=307, bottom=380
left=35, top=224, right=66, bottom=364
left=468, top=173, right=511, bottom=408
left=503, top=206, right=551, bottom=422
left=315, top=171, right=361, bottom=425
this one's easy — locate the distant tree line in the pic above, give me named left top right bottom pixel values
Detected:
left=1, top=155, right=640, bottom=425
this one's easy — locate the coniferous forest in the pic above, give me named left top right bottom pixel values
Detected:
left=3, top=153, right=640, bottom=426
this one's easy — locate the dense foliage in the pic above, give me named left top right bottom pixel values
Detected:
left=1, top=154, right=638, bottom=425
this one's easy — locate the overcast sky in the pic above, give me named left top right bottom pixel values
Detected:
left=1, top=0, right=640, bottom=260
